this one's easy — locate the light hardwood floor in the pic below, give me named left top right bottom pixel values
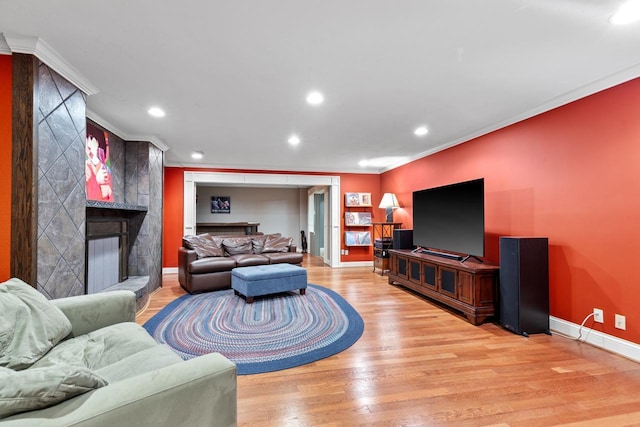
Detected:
left=137, top=255, right=640, bottom=427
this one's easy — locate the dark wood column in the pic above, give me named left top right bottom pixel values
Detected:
left=11, top=53, right=39, bottom=286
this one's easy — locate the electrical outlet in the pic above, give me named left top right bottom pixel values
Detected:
left=615, top=314, right=626, bottom=330
left=593, top=308, right=604, bottom=323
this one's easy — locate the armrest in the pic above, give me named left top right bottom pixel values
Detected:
left=289, top=244, right=298, bottom=252
left=178, top=247, right=198, bottom=266
left=178, top=247, right=198, bottom=288
left=1, top=353, right=237, bottom=427
left=50, top=291, right=136, bottom=337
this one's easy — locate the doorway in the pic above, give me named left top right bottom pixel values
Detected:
left=307, top=186, right=329, bottom=263
left=183, top=171, right=341, bottom=267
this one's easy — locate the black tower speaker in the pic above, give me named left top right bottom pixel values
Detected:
left=393, top=229, right=413, bottom=250
left=499, top=237, right=550, bottom=336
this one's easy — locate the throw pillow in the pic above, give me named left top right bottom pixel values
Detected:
left=0, top=279, right=73, bottom=370
left=222, top=237, right=253, bottom=255
left=182, top=234, right=224, bottom=258
left=0, top=364, right=108, bottom=419
left=262, top=234, right=293, bottom=253
left=251, top=235, right=267, bottom=254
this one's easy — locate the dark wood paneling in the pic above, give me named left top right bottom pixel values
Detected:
left=11, top=54, right=38, bottom=286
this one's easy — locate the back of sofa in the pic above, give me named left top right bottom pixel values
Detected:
left=182, top=233, right=296, bottom=259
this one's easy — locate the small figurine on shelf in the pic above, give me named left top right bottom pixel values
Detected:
left=301, top=230, right=308, bottom=253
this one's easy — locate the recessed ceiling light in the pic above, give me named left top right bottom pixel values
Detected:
left=148, top=107, right=165, bottom=117
left=610, top=0, right=640, bottom=24
left=191, top=151, right=204, bottom=160
left=414, top=126, right=429, bottom=136
left=306, top=91, right=324, bottom=105
left=288, top=135, right=301, bottom=146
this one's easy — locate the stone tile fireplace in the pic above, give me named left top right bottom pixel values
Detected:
left=31, top=62, right=163, bottom=307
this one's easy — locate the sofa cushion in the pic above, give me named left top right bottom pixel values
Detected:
left=230, top=253, right=270, bottom=267
left=262, top=234, right=293, bottom=253
left=32, top=322, right=160, bottom=371
left=222, top=237, right=253, bottom=255
left=189, top=257, right=238, bottom=274
left=95, top=345, right=182, bottom=383
left=263, top=252, right=304, bottom=264
left=182, top=234, right=224, bottom=258
left=0, top=364, right=108, bottom=419
left=0, top=278, right=73, bottom=370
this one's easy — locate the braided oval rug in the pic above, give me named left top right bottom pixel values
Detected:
left=143, top=284, right=364, bottom=374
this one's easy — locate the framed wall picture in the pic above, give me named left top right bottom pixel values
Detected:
left=345, top=212, right=372, bottom=226
left=86, top=121, right=114, bottom=202
left=211, top=196, right=231, bottom=213
left=345, top=192, right=372, bottom=207
left=345, top=231, right=372, bottom=246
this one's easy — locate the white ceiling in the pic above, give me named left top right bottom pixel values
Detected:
left=2, top=0, right=640, bottom=173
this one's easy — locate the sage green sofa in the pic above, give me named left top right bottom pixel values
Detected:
left=0, top=279, right=237, bottom=426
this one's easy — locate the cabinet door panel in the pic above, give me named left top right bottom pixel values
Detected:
left=458, top=271, right=473, bottom=304
left=409, top=259, right=421, bottom=284
left=439, top=267, right=457, bottom=298
left=422, top=262, right=437, bottom=290
left=397, top=256, right=408, bottom=279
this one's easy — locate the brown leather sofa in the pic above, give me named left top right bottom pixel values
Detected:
left=178, top=233, right=303, bottom=294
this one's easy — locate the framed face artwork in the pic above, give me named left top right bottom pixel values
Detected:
left=85, top=122, right=114, bottom=202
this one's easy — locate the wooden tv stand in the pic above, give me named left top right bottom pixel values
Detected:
left=388, top=249, right=499, bottom=325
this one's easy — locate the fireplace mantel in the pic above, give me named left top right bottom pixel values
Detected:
left=86, top=200, right=148, bottom=212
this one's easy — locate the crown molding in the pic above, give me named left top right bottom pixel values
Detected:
left=0, top=35, right=10, bottom=54
left=382, top=61, right=640, bottom=173
left=2, top=33, right=99, bottom=96
left=86, top=109, right=169, bottom=152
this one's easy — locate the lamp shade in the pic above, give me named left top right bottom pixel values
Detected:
left=378, top=193, right=400, bottom=222
left=378, top=193, right=400, bottom=209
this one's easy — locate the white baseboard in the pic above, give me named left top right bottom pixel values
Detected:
left=550, top=315, right=640, bottom=362
left=337, top=261, right=374, bottom=268
left=162, top=267, right=178, bottom=275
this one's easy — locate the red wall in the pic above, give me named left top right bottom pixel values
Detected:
left=163, top=167, right=186, bottom=269
left=382, top=77, right=640, bottom=344
left=0, top=55, right=12, bottom=281
left=163, top=168, right=381, bottom=267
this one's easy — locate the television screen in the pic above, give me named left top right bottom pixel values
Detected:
left=412, top=178, right=484, bottom=258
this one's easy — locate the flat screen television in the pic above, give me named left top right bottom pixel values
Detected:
left=412, top=178, right=484, bottom=260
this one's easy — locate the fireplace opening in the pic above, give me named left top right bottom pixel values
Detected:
left=85, top=202, right=147, bottom=294
left=86, top=219, right=128, bottom=293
